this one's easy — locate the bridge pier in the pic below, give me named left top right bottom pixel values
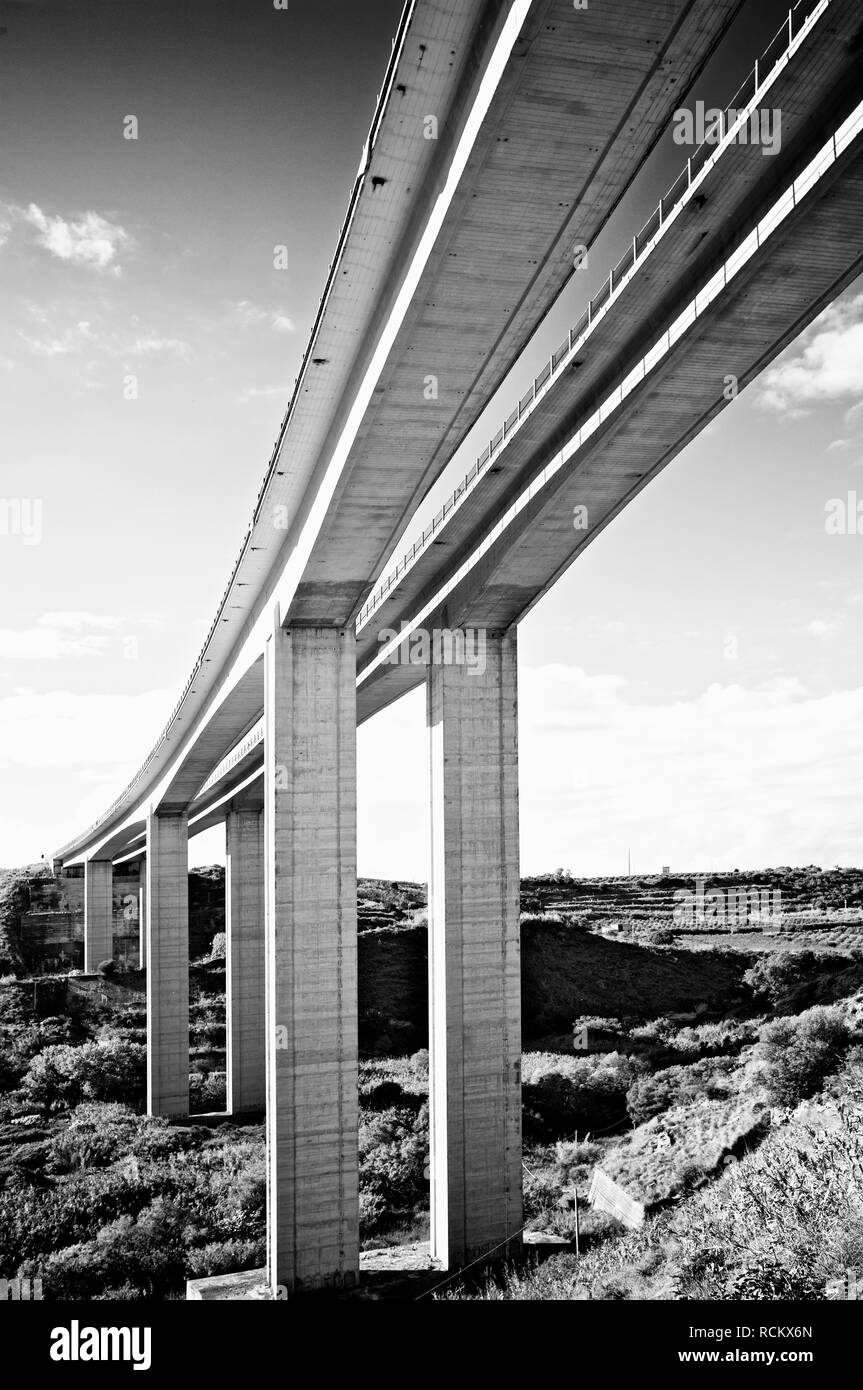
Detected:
left=427, top=629, right=523, bottom=1267
left=138, top=867, right=146, bottom=971
left=146, top=810, right=190, bottom=1118
left=84, top=859, right=113, bottom=973
left=226, top=808, right=265, bottom=1114
left=265, top=624, right=359, bottom=1294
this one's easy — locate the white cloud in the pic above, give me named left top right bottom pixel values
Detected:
left=357, top=670, right=863, bottom=878
left=233, top=299, right=295, bottom=334
left=516, top=667, right=863, bottom=874
left=0, top=612, right=141, bottom=660
left=41, top=612, right=123, bottom=633
left=805, top=618, right=839, bottom=640
left=23, top=203, right=132, bottom=274
left=18, top=315, right=191, bottom=364
left=19, top=320, right=95, bottom=357
left=757, top=292, right=863, bottom=417
left=239, top=383, right=287, bottom=404
left=131, top=334, right=191, bottom=360
left=0, top=629, right=108, bottom=660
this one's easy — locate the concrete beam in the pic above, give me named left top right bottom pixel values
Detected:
left=265, top=623, right=359, bottom=1294
left=146, top=810, right=189, bottom=1118
left=84, top=860, right=113, bottom=973
left=427, top=630, right=522, bottom=1267
left=226, top=808, right=265, bottom=1115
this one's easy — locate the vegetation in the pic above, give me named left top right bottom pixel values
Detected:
left=1, top=865, right=862, bottom=1300
left=756, top=1005, right=850, bottom=1106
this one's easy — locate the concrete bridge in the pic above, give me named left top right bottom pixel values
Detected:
left=54, top=0, right=863, bottom=1294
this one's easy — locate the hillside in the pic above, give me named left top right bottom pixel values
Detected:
left=1, top=861, right=861, bottom=1301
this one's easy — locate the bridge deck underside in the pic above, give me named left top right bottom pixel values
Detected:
left=354, top=122, right=863, bottom=721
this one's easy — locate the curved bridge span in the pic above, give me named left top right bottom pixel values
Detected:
left=54, top=0, right=863, bottom=1293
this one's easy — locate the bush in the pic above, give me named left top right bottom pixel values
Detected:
left=186, top=1238, right=265, bottom=1279
left=208, top=932, right=226, bottom=961
left=743, top=951, right=863, bottom=1014
left=22, top=1038, right=146, bottom=1110
left=19, top=1197, right=186, bottom=1300
left=671, top=1019, right=758, bottom=1058
left=46, top=1103, right=198, bottom=1173
left=364, top=1081, right=405, bottom=1111
left=758, top=1006, right=850, bottom=1107
left=626, top=1057, right=737, bottom=1126
left=189, top=1071, right=226, bottom=1113
left=522, top=1052, right=639, bottom=1141
left=358, top=1103, right=429, bottom=1237
left=724, top=1258, right=825, bottom=1301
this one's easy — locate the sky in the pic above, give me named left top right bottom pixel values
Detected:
left=1, top=0, right=861, bottom=879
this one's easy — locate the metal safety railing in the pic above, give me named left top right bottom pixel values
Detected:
left=356, top=0, right=826, bottom=632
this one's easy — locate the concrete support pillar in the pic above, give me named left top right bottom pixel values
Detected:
left=138, top=868, right=147, bottom=971
left=146, top=810, right=189, bottom=1118
left=84, top=859, right=113, bottom=973
left=265, top=623, right=358, bottom=1295
left=427, top=629, right=523, bottom=1268
left=226, top=809, right=265, bottom=1114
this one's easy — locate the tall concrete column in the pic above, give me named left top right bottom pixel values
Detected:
left=265, top=623, right=358, bottom=1295
left=427, top=628, right=523, bottom=1268
left=138, top=867, right=147, bottom=971
left=84, top=859, right=114, bottom=973
left=226, top=808, right=265, bottom=1114
left=146, top=810, right=189, bottom=1118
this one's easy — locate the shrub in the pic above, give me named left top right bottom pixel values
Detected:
left=189, top=1071, right=227, bottom=1112
left=358, top=1103, right=429, bottom=1237
left=186, top=1238, right=264, bottom=1279
left=364, top=1081, right=404, bottom=1111
left=758, top=1006, right=850, bottom=1106
left=743, top=951, right=863, bottom=1014
left=208, top=932, right=226, bottom=961
left=46, top=1103, right=197, bottom=1173
left=671, top=1019, right=758, bottom=1058
left=626, top=1057, right=737, bottom=1126
left=522, top=1052, right=638, bottom=1141
left=22, top=1038, right=146, bottom=1110
left=554, top=1138, right=603, bottom=1172
left=19, top=1197, right=187, bottom=1300
left=724, top=1259, right=825, bottom=1301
